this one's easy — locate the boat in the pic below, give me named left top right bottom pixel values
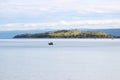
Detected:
left=48, top=42, right=53, bottom=45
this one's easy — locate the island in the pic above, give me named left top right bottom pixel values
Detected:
left=13, top=30, right=118, bottom=38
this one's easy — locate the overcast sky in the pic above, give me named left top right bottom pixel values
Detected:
left=0, top=0, right=120, bottom=31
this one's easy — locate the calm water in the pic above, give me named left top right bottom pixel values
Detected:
left=0, top=39, right=120, bottom=80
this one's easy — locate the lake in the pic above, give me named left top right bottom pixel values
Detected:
left=0, top=39, right=120, bottom=80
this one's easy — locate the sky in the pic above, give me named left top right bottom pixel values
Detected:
left=0, top=0, right=120, bottom=31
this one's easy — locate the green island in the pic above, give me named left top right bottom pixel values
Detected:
left=13, top=30, right=118, bottom=38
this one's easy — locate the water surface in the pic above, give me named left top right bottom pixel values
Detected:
left=0, top=39, right=120, bottom=80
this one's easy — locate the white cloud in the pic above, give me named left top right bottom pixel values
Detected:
left=0, top=0, right=120, bottom=31
left=0, top=19, right=120, bottom=31
left=0, top=0, right=120, bottom=15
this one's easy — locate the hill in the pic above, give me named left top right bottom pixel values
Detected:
left=0, top=29, right=52, bottom=39
left=85, top=28, right=120, bottom=36
left=13, top=30, right=117, bottom=38
left=1, top=29, right=120, bottom=39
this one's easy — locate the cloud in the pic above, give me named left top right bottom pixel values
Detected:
left=0, top=19, right=120, bottom=31
left=0, top=0, right=120, bottom=16
left=0, top=0, right=120, bottom=30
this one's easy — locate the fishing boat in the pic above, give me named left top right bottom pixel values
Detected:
left=48, top=42, right=53, bottom=45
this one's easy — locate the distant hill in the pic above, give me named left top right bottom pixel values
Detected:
left=89, top=29, right=120, bottom=36
left=0, top=28, right=120, bottom=38
left=14, top=30, right=117, bottom=38
left=0, top=29, right=52, bottom=39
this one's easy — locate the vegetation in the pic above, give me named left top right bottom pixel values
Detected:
left=13, top=30, right=117, bottom=38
